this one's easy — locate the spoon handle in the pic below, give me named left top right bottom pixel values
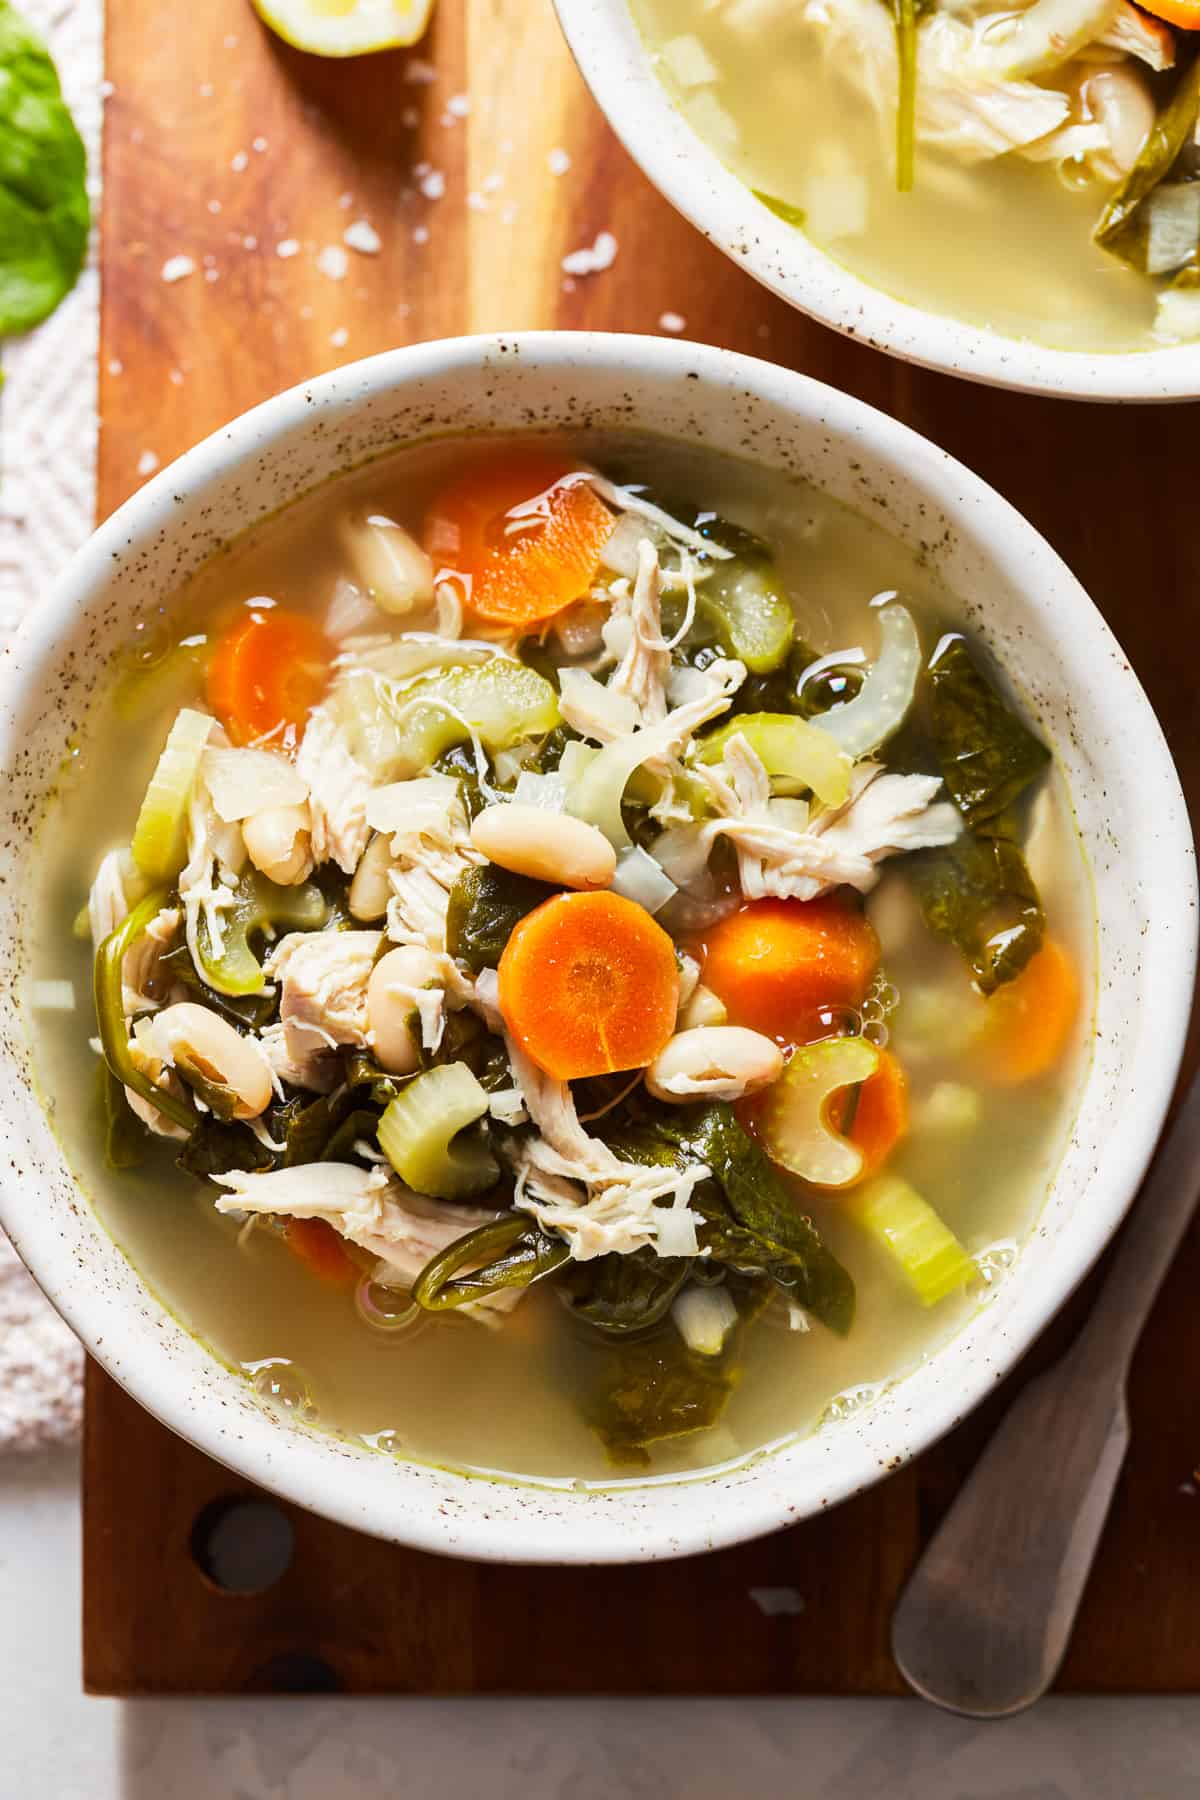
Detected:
left=891, top=1065, right=1200, bottom=1718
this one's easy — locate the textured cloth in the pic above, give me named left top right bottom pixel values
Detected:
left=0, top=0, right=102, bottom=1449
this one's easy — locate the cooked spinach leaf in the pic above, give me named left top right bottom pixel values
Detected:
left=322, top=1108, right=386, bottom=1165
left=446, top=863, right=555, bottom=972
left=927, top=635, right=1049, bottom=829
left=158, top=942, right=277, bottom=1031
left=600, top=1101, right=855, bottom=1335
left=581, top=1273, right=769, bottom=1466
left=560, top=1249, right=688, bottom=1335
left=432, top=741, right=490, bottom=822
left=0, top=2, right=89, bottom=335
left=177, top=1118, right=273, bottom=1182
left=413, top=1213, right=569, bottom=1311
left=908, top=820, right=1045, bottom=993
left=342, top=1050, right=408, bottom=1109
left=1095, top=55, right=1200, bottom=271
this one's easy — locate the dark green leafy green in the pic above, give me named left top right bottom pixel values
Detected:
left=323, top=1108, right=388, bottom=1165
left=341, top=1050, right=408, bottom=1110
left=753, top=189, right=806, bottom=228
left=428, top=1009, right=512, bottom=1091
left=525, top=722, right=581, bottom=775
left=907, top=821, right=1045, bottom=994
left=927, top=635, right=1049, bottom=829
left=413, top=1213, right=569, bottom=1311
left=581, top=1273, right=770, bottom=1466
left=177, top=1119, right=273, bottom=1182
left=158, top=942, right=277, bottom=1031
left=446, top=863, right=556, bottom=972
left=1095, top=55, right=1200, bottom=271
left=0, top=2, right=89, bottom=335
left=600, top=1101, right=855, bottom=1335
left=432, top=741, right=490, bottom=822
left=559, top=1249, right=688, bottom=1335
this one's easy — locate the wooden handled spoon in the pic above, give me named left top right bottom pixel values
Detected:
left=891, top=1066, right=1200, bottom=1718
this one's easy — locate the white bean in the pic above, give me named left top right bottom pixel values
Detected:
left=677, top=982, right=727, bottom=1031
left=646, top=1026, right=783, bottom=1104
left=242, top=804, right=313, bottom=885
left=368, top=946, right=442, bottom=1075
left=470, top=804, right=616, bottom=890
left=340, top=512, right=435, bottom=615
left=150, top=1002, right=274, bottom=1119
left=349, top=831, right=395, bottom=921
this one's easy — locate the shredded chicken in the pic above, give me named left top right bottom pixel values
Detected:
left=382, top=780, right=483, bottom=980
left=122, top=905, right=181, bottom=1017
left=506, top=1040, right=710, bottom=1261
left=87, top=848, right=135, bottom=945
left=670, top=734, right=962, bottom=906
left=294, top=704, right=372, bottom=875
left=1098, top=0, right=1174, bottom=69
left=267, top=929, right=380, bottom=1079
left=178, top=775, right=247, bottom=970
left=608, top=539, right=671, bottom=728
left=212, top=1164, right=518, bottom=1324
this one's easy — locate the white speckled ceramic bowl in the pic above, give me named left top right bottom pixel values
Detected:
left=0, top=334, right=1193, bottom=1561
left=554, top=0, right=1200, bottom=403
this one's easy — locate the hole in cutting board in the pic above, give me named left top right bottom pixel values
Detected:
left=190, top=1496, right=296, bottom=1594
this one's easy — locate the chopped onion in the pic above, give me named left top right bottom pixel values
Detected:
left=30, top=979, right=75, bottom=1012
left=811, top=602, right=921, bottom=761
left=599, top=512, right=654, bottom=580
left=803, top=171, right=868, bottom=242
left=512, top=769, right=568, bottom=811
left=611, top=844, right=678, bottom=914
left=365, top=775, right=458, bottom=837
left=1154, top=283, right=1200, bottom=343
left=558, top=666, right=640, bottom=743
left=203, top=747, right=309, bottom=823
left=1145, top=183, right=1200, bottom=276
left=672, top=1283, right=738, bottom=1355
left=661, top=32, right=719, bottom=88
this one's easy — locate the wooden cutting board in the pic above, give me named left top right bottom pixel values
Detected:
left=84, top=0, right=1200, bottom=1695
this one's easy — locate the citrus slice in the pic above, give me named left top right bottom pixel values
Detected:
left=250, top=0, right=435, bottom=56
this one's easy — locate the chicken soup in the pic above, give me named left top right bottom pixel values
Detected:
left=633, top=0, right=1200, bottom=352
left=29, top=433, right=1091, bottom=1481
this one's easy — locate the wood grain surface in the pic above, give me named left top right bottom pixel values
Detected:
left=85, top=0, right=1200, bottom=1695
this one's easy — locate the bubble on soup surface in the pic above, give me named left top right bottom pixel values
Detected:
left=821, top=1381, right=886, bottom=1425
left=245, top=1357, right=318, bottom=1423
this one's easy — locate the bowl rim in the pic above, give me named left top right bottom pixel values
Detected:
left=0, top=329, right=1194, bottom=1562
left=553, top=0, right=1200, bottom=403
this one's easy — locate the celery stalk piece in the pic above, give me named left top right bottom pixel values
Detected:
left=849, top=1172, right=975, bottom=1306
left=378, top=1063, right=498, bottom=1199
left=695, top=711, right=853, bottom=807
left=335, top=659, right=560, bottom=781
left=130, top=708, right=213, bottom=882
left=761, top=1036, right=879, bottom=1187
left=195, top=872, right=328, bottom=997
left=697, top=562, right=794, bottom=673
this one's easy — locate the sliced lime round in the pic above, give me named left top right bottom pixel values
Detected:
left=250, top=0, right=434, bottom=57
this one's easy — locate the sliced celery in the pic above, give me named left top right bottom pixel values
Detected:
left=697, top=562, right=794, bottom=673
left=130, top=708, right=213, bottom=882
left=376, top=661, right=560, bottom=779
left=849, top=1173, right=974, bottom=1306
left=196, top=872, right=328, bottom=996
left=377, top=1062, right=498, bottom=1199
left=695, top=711, right=852, bottom=807
left=761, top=1036, right=879, bottom=1187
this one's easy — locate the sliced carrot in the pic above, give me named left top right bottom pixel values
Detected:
left=700, top=896, right=880, bottom=1046
left=206, top=607, right=332, bottom=752
left=497, top=890, right=679, bottom=1080
left=982, top=937, right=1079, bottom=1084
left=423, top=451, right=614, bottom=629
left=1127, top=0, right=1195, bottom=32
left=284, top=1216, right=358, bottom=1289
left=829, top=1048, right=909, bottom=1181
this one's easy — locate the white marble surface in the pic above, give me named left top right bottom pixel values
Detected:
left=3, top=1448, right=1199, bottom=1798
